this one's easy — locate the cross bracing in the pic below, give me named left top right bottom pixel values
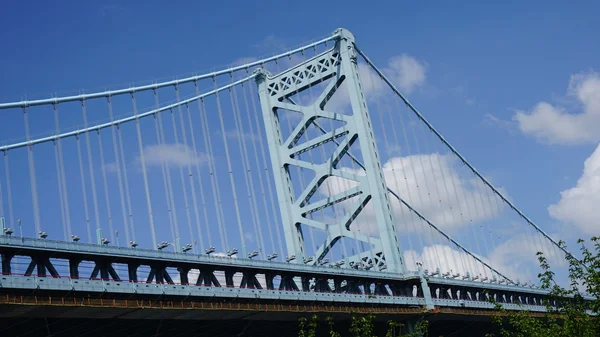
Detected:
left=0, top=28, right=583, bottom=311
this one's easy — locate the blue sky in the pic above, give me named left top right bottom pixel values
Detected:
left=0, top=1, right=599, bottom=283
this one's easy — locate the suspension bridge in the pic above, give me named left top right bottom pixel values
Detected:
left=0, top=28, right=589, bottom=336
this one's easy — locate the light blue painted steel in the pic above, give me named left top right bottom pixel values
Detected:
left=0, top=274, right=556, bottom=313
left=0, top=235, right=416, bottom=280
left=0, top=35, right=340, bottom=109
left=335, top=28, right=405, bottom=274
left=0, top=235, right=560, bottom=297
left=0, top=275, right=427, bottom=307
left=255, top=28, right=404, bottom=274
left=0, top=76, right=254, bottom=152
left=417, top=265, right=435, bottom=310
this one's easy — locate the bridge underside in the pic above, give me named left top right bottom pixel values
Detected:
left=0, top=316, right=504, bottom=337
left=0, top=290, right=514, bottom=337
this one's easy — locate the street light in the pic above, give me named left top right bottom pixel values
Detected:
left=286, top=255, right=296, bottom=263
left=182, top=244, right=193, bottom=253
left=157, top=241, right=170, bottom=250
left=247, top=250, right=258, bottom=259
left=267, top=253, right=278, bottom=261
left=205, top=246, right=215, bottom=255
left=227, top=248, right=238, bottom=257
left=303, top=256, right=314, bottom=264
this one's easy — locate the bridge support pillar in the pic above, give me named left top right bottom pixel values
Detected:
left=374, top=282, right=389, bottom=296
left=314, top=277, right=331, bottom=293
left=333, top=279, right=343, bottom=293
left=178, top=267, right=190, bottom=285
left=1, top=253, right=13, bottom=275
left=146, top=265, right=173, bottom=284
left=279, top=274, right=299, bottom=291
left=128, top=263, right=139, bottom=283
left=195, top=268, right=221, bottom=287
left=224, top=270, right=235, bottom=288
left=265, top=272, right=276, bottom=290
left=24, top=256, right=59, bottom=278
left=363, top=281, right=372, bottom=295
left=69, top=259, right=81, bottom=279
left=255, top=28, right=405, bottom=273
left=418, top=268, right=435, bottom=310
left=90, top=261, right=120, bottom=281
left=240, top=272, right=262, bottom=289
left=346, top=280, right=361, bottom=294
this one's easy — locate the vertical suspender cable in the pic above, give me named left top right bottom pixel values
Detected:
left=214, top=76, right=246, bottom=256
left=23, top=108, right=42, bottom=234
left=393, top=95, right=442, bottom=269
left=178, top=100, right=204, bottom=252
left=476, top=176, right=500, bottom=260
left=0, top=160, right=3, bottom=219
left=198, top=96, right=228, bottom=251
left=52, top=104, right=68, bottom=240
left=153, top=89, right=178, bottom=244
left=247, top=78, right=285, bottom=257
left=189, top=81, right=212, bottom=252
left=371, top=83, right=416, bottom=268
left=230, top=77, right=264, bottom=257
left=97, top=130, right=115, bottom=242
left=107, top=96, right=131, bottom=244
left=116, top=122, right=136, bottom=242
left=172, top=85, right=191, bottom=242
left=240, top=80, right=275, bottom=255
left=76, top=133, right=92, bottom=242
left=81, top=100, right=102, bottom=241
left=3, top=153, right=14, bottom=229
left=385, top=94, right=426, bottom=260
left=54, top=104, right=72, bottom=237
left=131, top=92, right=157, bottom=249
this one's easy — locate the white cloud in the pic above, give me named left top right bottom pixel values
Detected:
left=404, top=238, right=552, bottom=284
left=138, top=143, right=209, bottom=168
left=102, top=162, right=118, bottom=174
left=548, top=143, right=600, bottom=236
left=513, top=71, right=600, bottom=144
left=319, top=154, right=502, bottom=234
left=382, top=54, right=427, bottom=94
left=404, top=244, right=491, bottom=277
left=324, top=54, right=426, bottom=113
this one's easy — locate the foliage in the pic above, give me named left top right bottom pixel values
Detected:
left=298, top=237, right=599, bottom=337
left=488, top=236, right=600, bottom=337
left=298, top=312, right=429, bottom=337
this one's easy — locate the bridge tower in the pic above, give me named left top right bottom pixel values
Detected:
left=256, top=28, right=405, bottom=273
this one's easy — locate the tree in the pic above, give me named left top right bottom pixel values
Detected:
left=488, top=236, right=600, bottom=337
left=298, top=313, right=429, bottom=337
left=298, top=237, right=599, bottom=336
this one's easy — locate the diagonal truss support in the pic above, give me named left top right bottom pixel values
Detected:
left=256, top=28, right=405, bottom=273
